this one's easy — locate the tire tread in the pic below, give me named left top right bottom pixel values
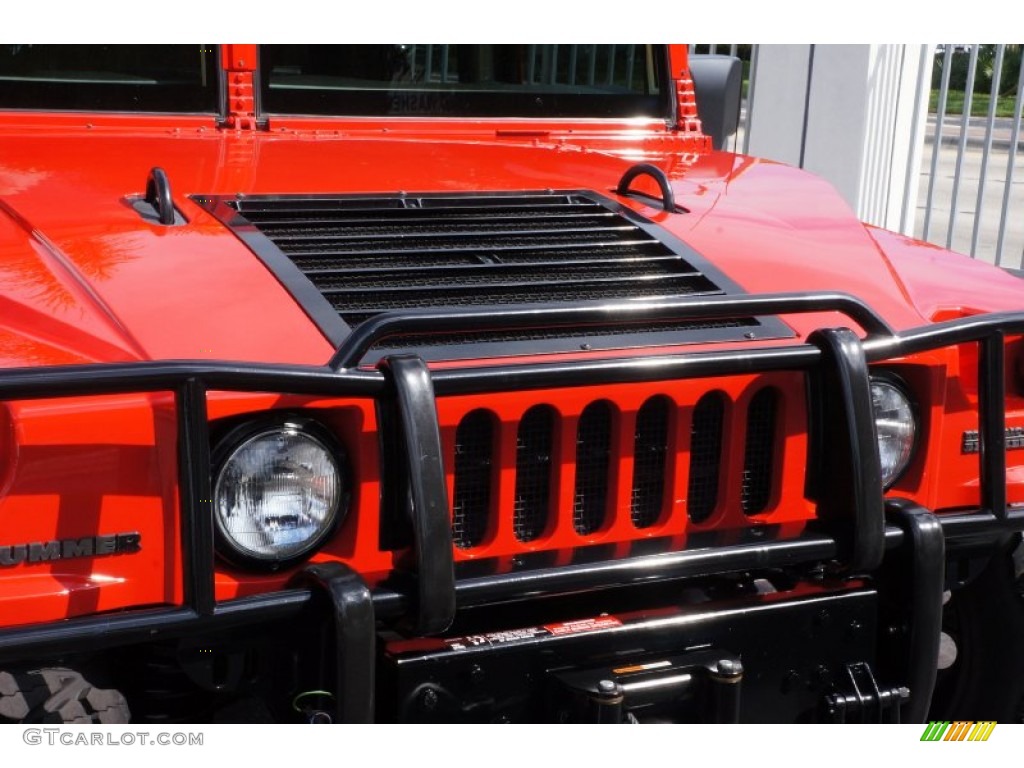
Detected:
left=0, top=668, right=129, bottom=724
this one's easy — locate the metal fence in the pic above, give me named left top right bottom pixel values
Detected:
left=918, top=44, right=1023, bottom=266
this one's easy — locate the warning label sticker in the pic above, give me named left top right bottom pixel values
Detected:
left=444, top=627, right=548, bottom=651
left=443, top=615, right=623, bottom=651
left=543, top=616, right=623, bottom=636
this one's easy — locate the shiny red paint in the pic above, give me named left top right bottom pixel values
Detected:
left=0, top=44, right=1020, bottom=629
left=1, top=394, right=181, bottom=625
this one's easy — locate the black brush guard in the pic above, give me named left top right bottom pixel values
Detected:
left=0, top=291, right=1023, bottom=722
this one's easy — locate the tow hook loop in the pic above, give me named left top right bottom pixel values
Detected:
left=144, top=166, right=177, bottom=226
left=615, top=163, right=678, bottom=213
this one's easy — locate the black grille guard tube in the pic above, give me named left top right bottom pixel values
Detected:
left=329, top=290, right=895, bottom=370
left=0, top=510, right=1020, bottom=667
left=0, top=290, right=1020, bottom=644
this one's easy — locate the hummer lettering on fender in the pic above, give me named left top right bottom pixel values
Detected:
left=0, top=534, right=142, bottom=568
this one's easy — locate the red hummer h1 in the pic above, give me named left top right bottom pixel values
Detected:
left=0, top=44, right=1022, bottom=724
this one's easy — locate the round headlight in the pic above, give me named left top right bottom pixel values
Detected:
left=214, top=419, right=345, bottom=568
left=870, top=377, right=917, bottom=488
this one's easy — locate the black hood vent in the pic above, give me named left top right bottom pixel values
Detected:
left=196, top=190, right=792, bottom=360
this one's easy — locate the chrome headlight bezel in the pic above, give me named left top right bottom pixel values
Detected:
left=869, top=373, right=918, bottom=489
left=212, top=415, right=349, bottom=571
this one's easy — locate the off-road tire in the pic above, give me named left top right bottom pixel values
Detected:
left=0, top=667, right=130, bottom=723
left=929, top=541, right=1024, bottom=722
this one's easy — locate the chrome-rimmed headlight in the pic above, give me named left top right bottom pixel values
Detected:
left=213, top=417, right=347, bottom=569
left=870, top=376, right=917, bottom=489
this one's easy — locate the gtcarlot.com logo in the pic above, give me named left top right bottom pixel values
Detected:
left=22, top=729, right=203, bottom=747
left=920, top=721, right=997, bottom=742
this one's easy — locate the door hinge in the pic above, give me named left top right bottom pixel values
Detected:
left=675, top=69, right=703, bottom=134
left=222, top=44, right=259, bottom=130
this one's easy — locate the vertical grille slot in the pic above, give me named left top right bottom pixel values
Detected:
left=687, top=392, right=725, bottom=523
left=742, top=388, right=779, bottom=515
left=452, top=410, right=495, bottom=549
left=514, top=406, right=556, bottom=542
left=631, top=396, right=671, bottom=528
left=574, top=401, right=613, bottom=535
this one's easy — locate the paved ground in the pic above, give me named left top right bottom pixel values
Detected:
left=927, top=115, right=1023, bottom=151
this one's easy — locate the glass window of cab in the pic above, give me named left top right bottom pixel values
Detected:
left=0, top=45, right=218, bottom=113
left=260, top=45, right=669, bottom=119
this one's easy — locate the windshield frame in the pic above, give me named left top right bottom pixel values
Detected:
left=256, top=45, right=673, bottom=122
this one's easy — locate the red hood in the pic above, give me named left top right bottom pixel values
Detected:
left=0, top=123, right=1017, bottom=369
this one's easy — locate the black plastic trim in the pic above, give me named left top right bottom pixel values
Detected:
left=177, top=378, right=215, bottom=617
left=884, top=499, right=944, bottom=724
left=808, top=328, right=884, bottom=572
left=616, top=163, right=677, bottom=212
left=145, top=167, right=176, bottom=226
left=378, top=355, right=455, bottom=635
left=980, top=333, right=1008, bottom=519
left=294, top=563, right=375, bottom=723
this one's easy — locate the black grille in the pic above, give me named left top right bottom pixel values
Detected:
left=741, top=388, right=778, bottom=515
left=445, top=385, right=786, bottom=548
left=631, top=396, right=671, bottom=528
left=688, top=392, right=724, bottom=523
left=228, top=192, right=727, bottom=329
left=574, top=402, right=614, bottom=535
left=514, top=406, right=556, bottom=542
left=452, top=410, right=495, bottom=549
left=381, top=318, right=758, bottom=350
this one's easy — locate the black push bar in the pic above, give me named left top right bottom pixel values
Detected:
left=0, top=291, right=1019, bottom=646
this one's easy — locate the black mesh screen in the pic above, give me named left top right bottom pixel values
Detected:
left=573, top=401, right=613, bottom=535
left=514, top=406, right=556, bottom=542
left=687, top=392, right=724, bottom=523
left=452, top=410, right=495, bottom=548
left=741, top=388, right=778, bottom=515
left=195, top=189, right=798, bottom=355
left=631, top=396, right=671, bottom=528
left=228, top=193, right=727, bottom=331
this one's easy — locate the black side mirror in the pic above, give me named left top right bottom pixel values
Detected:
left=689, top=55, right=743, bottom=151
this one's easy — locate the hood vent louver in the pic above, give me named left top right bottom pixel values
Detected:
left=196, top=190, right=792, bottom=360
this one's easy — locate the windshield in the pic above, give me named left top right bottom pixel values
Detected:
left=0, top=45, right=218, bottom=113
left=260, top=45, right=668, bottom=119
